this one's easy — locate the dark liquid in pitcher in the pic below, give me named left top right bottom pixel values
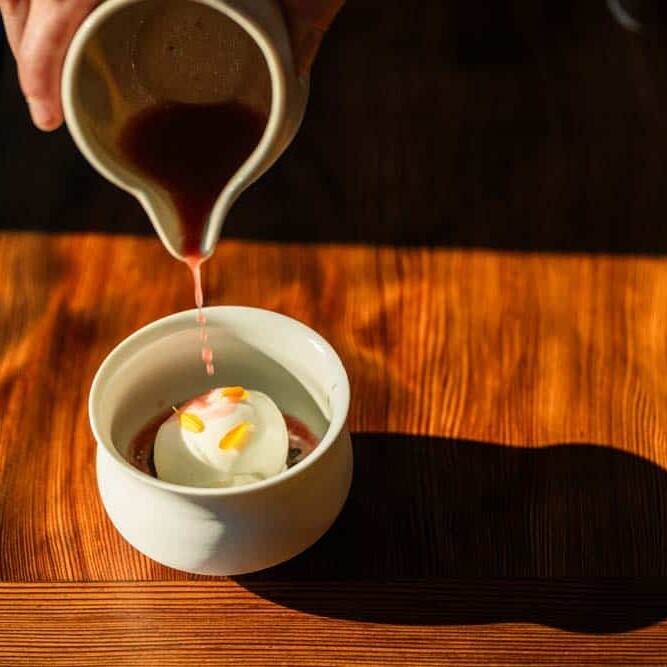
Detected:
left=118, top=101, right=267, bottom=256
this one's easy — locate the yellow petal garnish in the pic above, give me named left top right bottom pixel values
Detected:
left=219, top=421, right=252, bottom=450
left=221, top=386, right=249, bottom=402
left=172, top=407, right=205, bottom=433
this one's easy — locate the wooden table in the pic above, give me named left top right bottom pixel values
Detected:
left=1, top=232, right=667, bottom=665
left=4, top=0, right=667, bottom=663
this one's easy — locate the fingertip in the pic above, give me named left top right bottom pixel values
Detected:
left=26, top=97, right=62, bottom=132
left=39, top=118, right=64, bottom=132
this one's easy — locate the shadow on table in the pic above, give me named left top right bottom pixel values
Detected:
left=236, top=434, right=667, bottom=633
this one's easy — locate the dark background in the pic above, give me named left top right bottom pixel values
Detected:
left=3, top=0, right=667, bottom=252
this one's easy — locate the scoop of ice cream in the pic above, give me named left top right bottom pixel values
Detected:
left=154, top=386, right=288, bottom=487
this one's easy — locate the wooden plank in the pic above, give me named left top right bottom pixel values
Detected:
left=0, top=583, right=666, bottom=666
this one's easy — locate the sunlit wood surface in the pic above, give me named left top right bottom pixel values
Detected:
left=1, top=232, right=667, bottom=663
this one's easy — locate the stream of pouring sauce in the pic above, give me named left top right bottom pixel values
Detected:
left=118, top=100, right=267, bottom=374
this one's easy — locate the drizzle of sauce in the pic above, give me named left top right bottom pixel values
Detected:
left=185, top=255, right=214, bottom=375
left=118, top=100, right=268, bottom=374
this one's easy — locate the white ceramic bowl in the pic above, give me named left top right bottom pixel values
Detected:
left=89, top=307, right=352, bottom=575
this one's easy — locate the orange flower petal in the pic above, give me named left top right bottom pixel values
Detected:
left=219, top=421, right=252, bottom=450
left=177, top=411, right=205, bottom=433
left=221, top=386, right=249, bottom=402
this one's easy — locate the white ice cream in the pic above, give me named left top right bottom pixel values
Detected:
left=154, top=387, right=289, bottom=488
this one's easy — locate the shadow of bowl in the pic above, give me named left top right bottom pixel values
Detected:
left=236, top=433, right=667, bottom=633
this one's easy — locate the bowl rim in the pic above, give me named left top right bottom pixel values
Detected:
left=89, top=306, right=350, bottom=496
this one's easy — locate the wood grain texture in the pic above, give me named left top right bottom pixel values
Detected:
left=4, top=2, right=667, bottom=663
left=2, top=232, right=667, bottom=663
left=1, top=583, right=667, bottom=667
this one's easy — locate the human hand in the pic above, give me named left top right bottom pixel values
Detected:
left=0, top=0, right=344, bottom=132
